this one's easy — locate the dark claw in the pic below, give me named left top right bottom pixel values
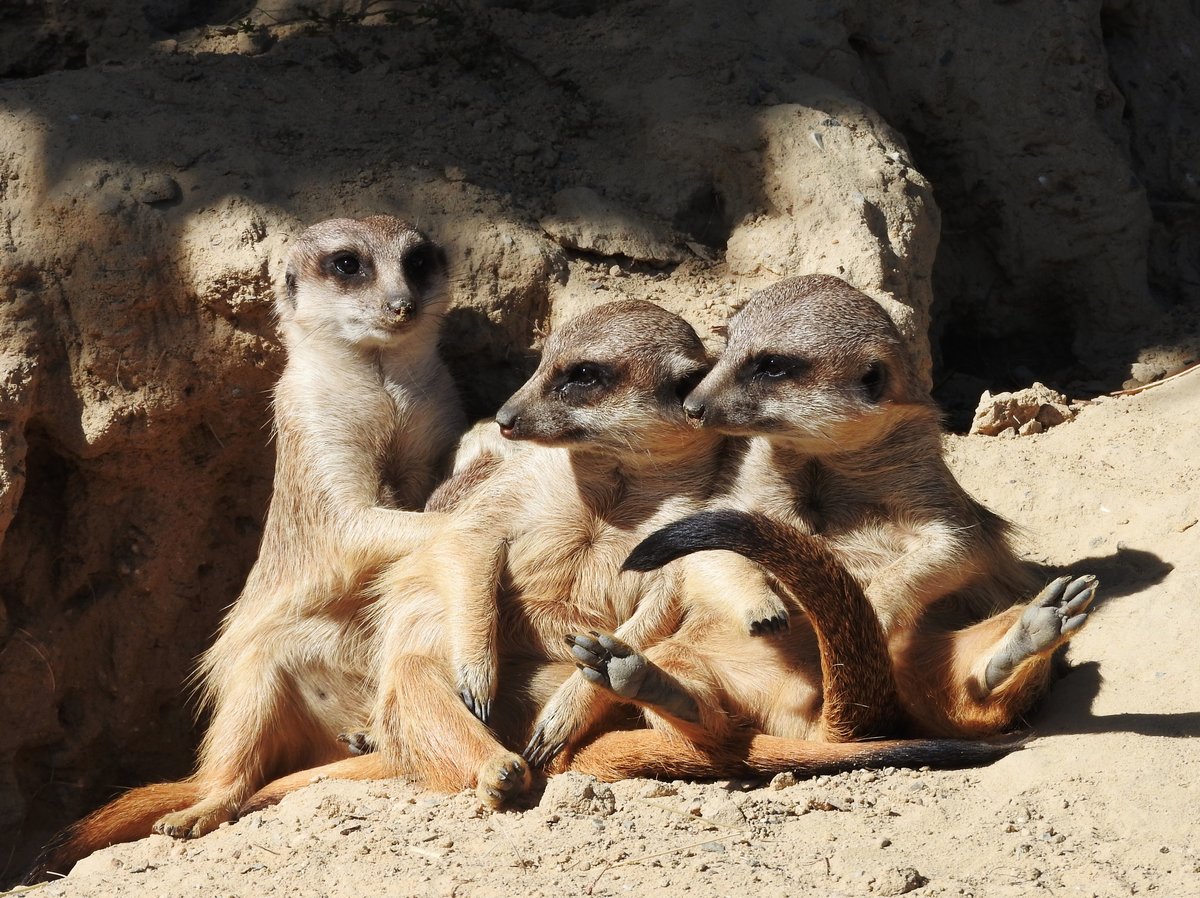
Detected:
left=460, top=690, right=491, bottom=724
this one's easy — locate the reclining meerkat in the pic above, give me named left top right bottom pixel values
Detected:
left=30, top=215, right=465, bottom=878
left=673, top=274, right=1099, bottom=737
left=352, top=299, right=1014, bottom=807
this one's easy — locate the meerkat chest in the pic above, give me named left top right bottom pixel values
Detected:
left=378, top=365, right=462, bottom=508
left=776, top=463, right=913, bottom=581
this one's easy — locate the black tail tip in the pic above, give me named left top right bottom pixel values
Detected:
left=623, top=509, right=760, bottom=573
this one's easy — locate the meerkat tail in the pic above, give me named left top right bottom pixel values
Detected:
left=624, top=509, right=906, bottom=740
left=566, top=728, right=1024, bottom=781
left=26, top=781, right=202, bottom=883
left=740, top=733, right=1026, bottom=776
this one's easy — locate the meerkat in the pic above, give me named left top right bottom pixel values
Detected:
left=239, top=299, right=1018, bottom=815
left=30, top=216, right=465, bottom=878
left=674, top=274, right=1099, bottom=737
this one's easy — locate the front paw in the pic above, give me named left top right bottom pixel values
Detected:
left=154, top=800, right=235, bottom=839
left=745, top=595, right=790, bottom=637
left=455, top=659, right=497, bottom=725
left=338, top=730, right=375, bottom=756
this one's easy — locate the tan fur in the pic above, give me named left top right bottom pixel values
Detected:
left=683, top=274, right=1094, bottom=736
left=35, top=216, right=464, bottom=876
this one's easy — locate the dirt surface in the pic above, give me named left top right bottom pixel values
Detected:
left=2, top=0, right=1199, bottom=891
left=17, top=371, right=1196, bottom=898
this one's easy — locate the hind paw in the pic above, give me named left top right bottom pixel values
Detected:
left=566, top=631, right=649, bottom=699
left=984, top=574, right=1099, bottom=692
left=566, top=631, right=699, bottom=724
left=154, top=800, right=235, bottom=839
left=476, top=752, right=530, bottom=809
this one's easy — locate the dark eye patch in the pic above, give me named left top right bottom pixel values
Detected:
left=403, top=242, right=446, bottom=291
left=552, top=361, right=614, bottom=402
left=674, top=367, right=708, bottom=401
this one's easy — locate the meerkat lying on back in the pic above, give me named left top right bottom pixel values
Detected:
left=31, top=216, right=464, bottom=878
left=673, top=274, right=1099, bottom=737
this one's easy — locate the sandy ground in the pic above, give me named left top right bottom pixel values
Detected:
left=10, top=371, right=1196, bottom=898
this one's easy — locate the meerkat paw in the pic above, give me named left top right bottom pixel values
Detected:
left=455, top=660, right=496, bottom=725
left=337, top=730, right=375, bottom=755
left=744, top=594, right=790, bottom=637
left=154, top=799, right=236, bottom=839
left=475, top=752, right=531, bottom=809
left=984, top=574, right=1099, bottom=692
left=567, top=631, right=700, bottom=724
left=566, top=631, right=650, bottom=699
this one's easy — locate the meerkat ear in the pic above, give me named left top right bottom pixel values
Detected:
left=861, top=361, right=887, bottom=402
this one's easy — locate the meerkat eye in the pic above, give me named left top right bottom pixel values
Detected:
left=566, top=364, right=601, bottom=387
left=330, top=252, right=361, bottom=277
left=754, top=355, right=794, bottom=379
left=861, top=362, right=887, bottom=402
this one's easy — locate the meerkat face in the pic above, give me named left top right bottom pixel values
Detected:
left=683, top=276, right=925, bottom=454
left=494, top=300, right=711, bottom=457
left=279, top=215, right=449, bottom=349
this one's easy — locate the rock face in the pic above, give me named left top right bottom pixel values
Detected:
left=0, top=0, right=1196, bottom=880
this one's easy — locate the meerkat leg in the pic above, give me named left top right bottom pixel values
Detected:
left=374, top=652, right=530, bottom=808
left=681, top=553, right=790, bottom=637
left=439, top=531, right=507, bottom=725
left=973, top=575, right=1098, bottom=695
left=893, top=575, right=1099, bottom=737
left=523, top=582, right=684, bottom=769
left=155, top=658, right=331, bottom=839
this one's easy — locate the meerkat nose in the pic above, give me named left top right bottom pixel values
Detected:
left=495, top=407, right=519, bottom=439
left=683, top=399, right=706, bottom=422
left=386, top=294, right=416, bottom=317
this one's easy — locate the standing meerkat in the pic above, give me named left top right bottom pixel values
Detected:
left=31, top=215, right=464, bottom=877
left=672, top=274, right=1099, bottom=737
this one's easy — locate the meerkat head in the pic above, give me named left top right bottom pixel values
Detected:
left=494, top=300, right=711, bottom=458
left=683, top=275, right=930, bottom=454
left=278, top=215, right=449, bottom=350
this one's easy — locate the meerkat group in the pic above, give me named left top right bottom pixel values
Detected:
left=30, top=220, right=1098, bottom=880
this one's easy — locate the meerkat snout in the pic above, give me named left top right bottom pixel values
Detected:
left=385, top=293, right=417, bottom=319
left=683, top=397, right=706, bottom=423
